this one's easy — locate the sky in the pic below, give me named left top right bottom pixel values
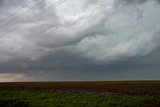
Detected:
left=0, top=0, right=160, bottom=81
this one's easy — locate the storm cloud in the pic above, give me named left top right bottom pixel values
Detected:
left=0, top=0, right=160, bottom=81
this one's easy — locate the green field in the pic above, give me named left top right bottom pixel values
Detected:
left=0, top=91, right=160, bottom=107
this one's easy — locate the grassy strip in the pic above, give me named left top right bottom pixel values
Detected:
left=0, top=90, right=160, bottom=107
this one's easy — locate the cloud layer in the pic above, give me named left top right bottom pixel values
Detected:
left=0, top=0, right=160, bottom=81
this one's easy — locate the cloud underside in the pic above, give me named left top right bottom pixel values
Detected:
left=0, top=0, right=160, bottom=81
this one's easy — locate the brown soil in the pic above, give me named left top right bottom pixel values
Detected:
left=0, top=81, right=160, bottom=95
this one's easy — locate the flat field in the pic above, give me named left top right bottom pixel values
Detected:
left=0, top=81, right=160, bottom=95
left=0, top=81, right=160, bottom=107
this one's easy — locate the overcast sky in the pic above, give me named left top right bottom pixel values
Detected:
left=0, top=0, right=160, bottom=81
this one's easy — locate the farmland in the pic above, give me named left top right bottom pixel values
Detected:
left=0, top=81, right=160, bottom=95
left=0, top=81, right=160, bottom=107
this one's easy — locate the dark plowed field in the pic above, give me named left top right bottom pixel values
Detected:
left=0, top=81, right=160, bottom=95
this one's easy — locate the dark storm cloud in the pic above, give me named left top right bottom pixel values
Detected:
left=0, top=0, right=160, bottom=81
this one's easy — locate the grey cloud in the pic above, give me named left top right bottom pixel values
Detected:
left=116, top=0, right=148, bottom=5
left=0, top=0, right=160, bottom=81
